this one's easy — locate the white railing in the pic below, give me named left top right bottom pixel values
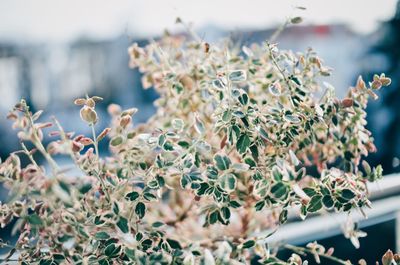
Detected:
left=261, top=173, right=400, bottom=250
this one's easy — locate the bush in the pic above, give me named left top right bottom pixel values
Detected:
left=0, top=33, right=395, bottom=264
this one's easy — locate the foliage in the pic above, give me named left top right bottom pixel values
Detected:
left=0, top=31, right=392, bottom=264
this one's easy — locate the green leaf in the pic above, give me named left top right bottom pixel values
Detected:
left=242, top=240, right=255, bottom=249
left=27, top=214, right=43, bottom=226
left=104, top=243, right=121, bottom=258
left=125, top=191, right=140, bottom=201
left=214, top=154, right=231, bottom=171
left=180, top=174, right=191, bottom=189
left=272, top=167, right=282, bottom=181
left=209, top=210, right=219, bottom=224
left=152, top=221, right=165, bottom=228
left=236, top=134, right=251, bottom=154
left=307, top=195, right=323, bottom=213
left=270, top=182, right=288, bottom=199
left=135, top=202, right=146, bottom=219
left=116, top=217, right=129, bottom=233
left=110, top=136, right=123, bottom=146
left=279, top=209, right=288, bottom=224
left=219, top=173, right=237, bottom=192
left=322, top=195, right=334, bottom=209
left=255, top=200, right=265, bottom=211
left=95, top=232, right=110, bottom=240
left=228, top=70, right=247, bottom=82
left=143, top=192, right=157, bottom=201
left=78, top=183, right=92, bottom=194
left=340, top=189, right=356, bottom=201
left=221, top=206, right=231, bottom=220
left=166, top=239, right=182, bottom=250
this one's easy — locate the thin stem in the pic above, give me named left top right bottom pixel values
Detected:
left=267, top=42, right=291, bottom=90
left=284, top=244, right=352, bottom=265
left=90, top=124, right=111, bottom=202
left=23, top=106, right=59, bottom=175
left=20, top=142, right=40, bottom=169
left=91, top=124, right=100, bottom=157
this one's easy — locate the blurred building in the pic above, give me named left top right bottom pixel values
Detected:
left=0, top=24, right=369, bottom=159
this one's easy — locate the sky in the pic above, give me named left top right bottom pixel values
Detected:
left=0, top=0, right=398, bottom=42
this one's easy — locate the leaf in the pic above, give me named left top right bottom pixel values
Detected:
left=180, top=174, right=191, bottom=189
left=221, top=206, right=231, bottom=220
left=270, top=182, right=288, bottom=199
left=242, top=240, right=255, bottom=249
left=166, top=238, right=182, bottom=250
left=152, top=221, right=164, bottom=228
left=307, top=195, right=323, bottom=213
left=125, top=191, right=140, bottom=201
left=322, top=195, right=334, bottom=209
left=290, top=16, right=303, bottom=24
left=341, top=189, right=356, bottom=201
left=214, top=154, right=231, bottom=171
left=116, top=217, right=129, bottom=233
left=228, top=70, right=247, bottom=82
left=135, top=202, right=146, bottom=219
left=27, top=214, right=43, bottom=226
left=95, top=232, right=110, bottom=240
left=104, top=243, right=121, bottom=258
left=236, top=134, right=251, bottom=154
left=219, top=173, right=237, bottom=192
left=78, top=183, right=92, bottom=194
left=143, top=192, right=157, bottom=201
left=284, top=114, right=301, bottom=124
left=194, top=114, right=205, bottom=134
left=110, top=136, right=123, bottom=146
left=212, top=78, right=226, bottom=90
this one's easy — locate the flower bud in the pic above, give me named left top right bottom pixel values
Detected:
left=371, top=79, right=382, bottom=90
left=380, top=77, right=391, bottom=86
left=341, top=98, right=353, bottom=108
left=97, top=128, right=111, bottom=142
left=74, top=98, right=86, bottom=105
left=79, top=137, right=94, bottom=146
left=120, top=115, right=131, bottom=128
left=121, top=108, right=138, bottom=117
left=86, top=98, right=95, bottom=108
left=382, top=250, right=394, bottom=265
left=80, top=106, right=98, bottom=124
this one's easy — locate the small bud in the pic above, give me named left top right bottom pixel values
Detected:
left=86, top=98, right=95, bottom=108
left=79, top=137, right=94, bottom=146
left=341, top=98, right=353, bottom=108
left=204, top=42, right=210, bottom=53
left=6, top=112, right=18, bottom=120
left=380, top=77, right=391, bottom=86
left=357, top=76, right=366, bottom=89
left=120, top=115, right=132, bottom=128
left=382, top=250, right=394, bottom=265
left=290, top=17, right=303, bottom=24
left=80, top=106, right=98, bottom=124
left=121, top=108, right=138, bottom=117
left=74, top=98, right=86, bottom=105
left=371, top=79, right=382, bottom=90
left=97, top=128, right=111, bottom=142
left=92, top=96, right=103, bottom=102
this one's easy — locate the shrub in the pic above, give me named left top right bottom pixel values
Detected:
left=0, top=33, right=395, bottom=264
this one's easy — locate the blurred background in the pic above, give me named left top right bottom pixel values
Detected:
left=0, top=0, right=400, bottom=263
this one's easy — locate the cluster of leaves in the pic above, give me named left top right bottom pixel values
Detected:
left=0, top=30, right=391, bottom=264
